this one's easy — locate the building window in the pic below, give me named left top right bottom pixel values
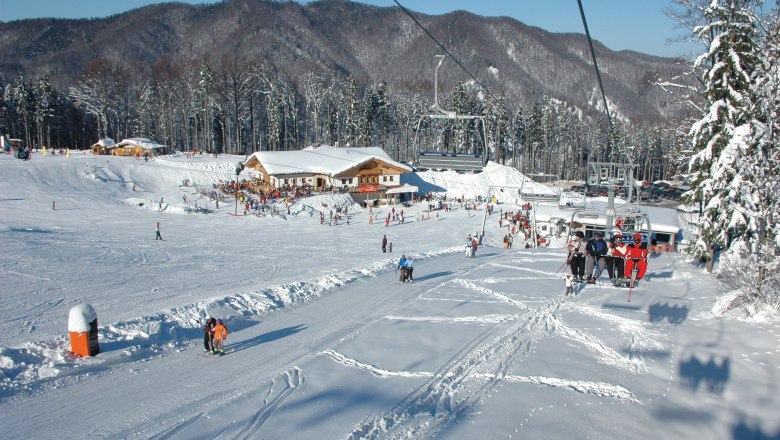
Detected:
left=349, top=178, right=354, bottom=184
left=389, top=176, right=394, bottom=182
left=341, top=179, right=346, bottom=185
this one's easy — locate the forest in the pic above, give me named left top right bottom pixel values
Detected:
left=0, top=56, right=691, bottom=184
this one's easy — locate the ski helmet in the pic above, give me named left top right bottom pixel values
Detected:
left=633, top=233, right=643, bottom=241
left=216, top=319, right=223, bottom=325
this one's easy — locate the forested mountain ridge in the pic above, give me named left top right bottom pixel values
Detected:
left=0, top=0, right=687, bottom=122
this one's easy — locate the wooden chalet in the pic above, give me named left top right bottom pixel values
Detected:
left=242, top=144, right=413, bottom=204
left=90, top=138, right=116, bottom=155
left=112, top=138, right=171, bottom=157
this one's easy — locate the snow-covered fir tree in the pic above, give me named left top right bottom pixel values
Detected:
left=687, top=0, right=761, bottom=255
left=684, top=0, right=779, bottom=309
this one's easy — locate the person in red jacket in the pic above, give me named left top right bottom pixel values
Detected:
left=608, top=232, right=628, bottom=286
left=625, top=233, right=649, bottom=287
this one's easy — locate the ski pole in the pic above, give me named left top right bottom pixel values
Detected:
left=555, top=255, right=571, bottom=277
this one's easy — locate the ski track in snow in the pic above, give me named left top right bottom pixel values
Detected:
left=323, top=350, right=639, bottom=403
left=346, top=293, right=565, bottom=440
left=384, top=314, right=513, bottom=324
left=0, top=248, right=461, bottom=394
left=453, top=278, right=528, bottom=311
left=231, top=368, right=304, bottom=440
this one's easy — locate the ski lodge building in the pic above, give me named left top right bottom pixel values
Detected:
left=242, top=144, right=414, bottom=203
left=112, top=138, right=172, bottom=157
left=90, top=138, right=117, bottom=155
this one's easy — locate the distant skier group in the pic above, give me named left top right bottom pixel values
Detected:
left=566, top=230, right=649, bottom=290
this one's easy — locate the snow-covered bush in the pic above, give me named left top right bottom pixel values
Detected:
left=714, top=244, right=780, bottom=314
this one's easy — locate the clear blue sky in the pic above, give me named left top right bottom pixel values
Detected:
left=2, top=0, right=703, bottom=58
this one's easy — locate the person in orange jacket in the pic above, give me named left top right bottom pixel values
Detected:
left=625, top=233, right=649, bottom=288
left=212, top=319, right=228, bottom=354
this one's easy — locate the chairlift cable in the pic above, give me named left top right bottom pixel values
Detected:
left=393, top=0, right=496, bottom=104
left=576, top=0, right=614, bottom=139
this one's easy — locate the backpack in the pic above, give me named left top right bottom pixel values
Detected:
left=595, top=240, right=606, bottom=255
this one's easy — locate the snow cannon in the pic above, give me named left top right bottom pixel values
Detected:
left=68, top=304, right=100, bottom=357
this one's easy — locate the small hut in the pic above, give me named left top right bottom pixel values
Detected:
left=90, top=138, right=116, bottom=155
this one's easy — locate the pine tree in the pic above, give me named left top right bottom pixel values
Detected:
left=510, top=107, right=526, bottom=170
left=687, top=0, right=762, bottom=260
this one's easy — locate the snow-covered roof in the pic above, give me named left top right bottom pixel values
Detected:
left=386, top=184, right=418, bottom=194
left=531, top=198, right=681, bottom=235
left=244, top=144, right=412, bottom=176
left=115, top=138, right=169, bottom=150
left=413, top=162, right=557, bottom=200
left=93, top=138, right=116, bottom=147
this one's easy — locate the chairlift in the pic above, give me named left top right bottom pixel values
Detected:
left=412, top=55, right=487, bottom=172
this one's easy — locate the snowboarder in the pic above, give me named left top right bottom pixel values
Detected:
left=585, top=232, right=608, bottom=284
left=625, top=233, right=649, bottom=288
left=567, top=231, right=587, bottom=282
left=155, top=222, right=163, bottom=240
left=382, top=235, right=388, bottom=253
left=212, top=319, right=228, bottom=355
left=397, top=255, right=408, bottom=283
left=203, top=316, right=216, bottom=352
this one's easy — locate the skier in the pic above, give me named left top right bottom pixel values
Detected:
left=382, top=234, right=387, bottom=253
left=567, top=231, right=587, bottom=282
left=585, top=232, right=607, bottom=283
left=202, top=316, right=216, bottom=352
left=212, top=319, right=228, bottom=355
left=404, top=256, right=415, bottom=282
left=471, top=235, right=479, bottom=258
left=466, top=234, right=473, bottom=257
left=625, top=233, right=649, bottom=288
left=564, top=274, right=574, bottom=296
left=155, top=222, right=163, bottom=240
left=397, top=254, right=408, bottom=283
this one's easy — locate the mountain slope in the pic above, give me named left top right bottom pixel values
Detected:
left=0, top=0, right=690, bottom=121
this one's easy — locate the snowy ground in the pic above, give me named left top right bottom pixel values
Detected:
left=0, top=152, right=778, bottom=439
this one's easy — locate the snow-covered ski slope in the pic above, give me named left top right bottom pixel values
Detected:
left=0, top=152, right=778, bottom=439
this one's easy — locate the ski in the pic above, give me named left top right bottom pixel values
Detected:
left=628, top=267, right=639, bottom=303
